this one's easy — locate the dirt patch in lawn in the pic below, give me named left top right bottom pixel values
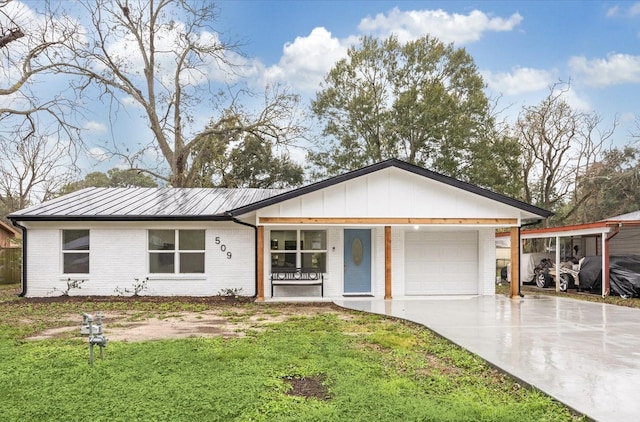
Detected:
left=284, top=375, right=331, bottom=401
left=26, top=304, right=342, bottom=342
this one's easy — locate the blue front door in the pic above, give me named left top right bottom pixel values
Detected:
left=344, top=229, right=371, bottom=294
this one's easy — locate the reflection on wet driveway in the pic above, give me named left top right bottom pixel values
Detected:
left=335, top=295, right=640, bottom=422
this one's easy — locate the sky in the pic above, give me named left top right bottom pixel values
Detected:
left=214, top=0, right=640, bottom=142
left=7, top=0, right=640, bottom=176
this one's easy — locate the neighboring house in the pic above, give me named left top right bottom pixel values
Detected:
left=8, top=159, right=551, bottom=299
left=0, top=220, right=21, bottom=248
left=519, top=211, right=640, bottom=296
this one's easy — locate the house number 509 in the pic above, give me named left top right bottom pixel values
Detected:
left=215, top=237, right=232, bottom=259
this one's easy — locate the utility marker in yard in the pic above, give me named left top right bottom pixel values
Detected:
left=82, top=312, right=107, bottom=365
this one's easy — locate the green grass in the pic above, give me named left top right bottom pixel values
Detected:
left=0, top=286, right=582, bottom=421
left=496, top=282, right=640, bottom=308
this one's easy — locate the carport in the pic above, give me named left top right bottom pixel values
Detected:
left=520, top=211, right=640, bottom=297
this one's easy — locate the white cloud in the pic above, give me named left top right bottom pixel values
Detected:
left=606, top=3, right=640, bottom=17
left=261, top=27, right=349, bottom=93
left=88, top=147, right=108, bottom=161
left=553, top=86, right=591, bottom=111
left=483, top=67, right=557, bottom=95
left=569, top=53, right=640, bottom=86
left=606, top=6, right=620, bottom=17
left=258, top=8, right=524, bottom=94
left=357, top=8, right=523, bottom=44
left=83, top=121, right=107, bottom=134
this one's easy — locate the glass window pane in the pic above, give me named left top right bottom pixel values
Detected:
left=302, top=252, right=326, bottom=272
left=63, top=253, right=89, bottom=273
left=271, top=253, right=296, bottom=270
left=180, top=253, right=205, bottom=273
left=179, top=230, right=205, bottom=250
left=270, top=230, right=296, bottom=251
left=63, top=230, right=89, bottom=251
left=150, top=252, right=175, bottom=273
left=149, top=230, right=175, bottom=250
left=301, top=231, right=326, bottom=250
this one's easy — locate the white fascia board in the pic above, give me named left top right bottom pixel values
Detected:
left=521, top=226, right=612, bottom=240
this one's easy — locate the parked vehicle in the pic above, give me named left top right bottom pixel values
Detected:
left=536, top=259, right=580, bottom=291
left=579, top=255, right=640, bottom=298
left=505, top=253, right=554, bottom=284
left=504, top=252, right=579, bottom=292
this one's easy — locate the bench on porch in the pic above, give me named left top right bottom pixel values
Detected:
left=270, top=268, right=324, bottom=297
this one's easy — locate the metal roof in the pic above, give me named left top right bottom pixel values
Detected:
left=229, top=158, right=553, bottom=219
left=9, top=159, right=553, bottom=222
left=519, top=211, right=640, bottom=240
left=8, top=187, right=287, bottom=221
left=604, top=210, right=640, bottom=221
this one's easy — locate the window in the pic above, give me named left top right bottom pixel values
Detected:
left=62, top=230, right=90, bottom=274
left=270, top=230, right=326, bottom=272
left=149, top=230, right=205, bottom=273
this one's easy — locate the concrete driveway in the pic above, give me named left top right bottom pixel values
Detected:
left=334, top=295, right=640, bottom=422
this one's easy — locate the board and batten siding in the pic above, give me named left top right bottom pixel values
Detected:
left=257, top=167, right=521, bottom=221
left=24, top=221, right=255, bottom=297
left=609, top=227, right=640, bottom=256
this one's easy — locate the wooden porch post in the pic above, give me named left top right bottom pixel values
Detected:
left=257, top=226, right=265, bottom=301
left=385, top=226, right=392, bottom=299
left=510, top=227, right=520, bottom=298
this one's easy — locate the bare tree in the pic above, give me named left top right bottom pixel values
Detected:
left=0, top=133, right=75, bottom=212
left=0, top=0, right=82, bottom=144
left=57, top=0, right=305, bottom=187
left=0, top=1, right=84, bottom=214
left=568, top=146, right=640, bottom=223
left=515, top=83, right=616, bottom=223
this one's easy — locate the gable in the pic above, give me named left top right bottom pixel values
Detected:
left=253, top=167, right=543, bottom=221
left=230, top=159, right=551, bottom=220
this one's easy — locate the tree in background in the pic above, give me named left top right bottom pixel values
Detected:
left=59, top=168, right=158, bottom=195
left=0, top=1, right=81, bottom=145
left=309, top=35, right=521, bottom=195
left=0, top=135, right=74, bottom=213
left=191, top=132, right=303, bottom=188
left=562, top=146, right=640, bottom=224
left=0, top=1, right=83, bottom=214
left=54, top=0, right=305, bottom=187
left=515, top=83, right=616, bottom=223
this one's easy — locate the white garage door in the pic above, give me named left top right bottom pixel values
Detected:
left=405, top=231, right=478, bottom=295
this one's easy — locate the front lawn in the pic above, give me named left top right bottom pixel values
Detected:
left=0, top=285, right=581, bottom=421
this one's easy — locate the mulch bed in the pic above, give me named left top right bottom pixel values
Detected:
left=1, top=293, right=255, bottom=306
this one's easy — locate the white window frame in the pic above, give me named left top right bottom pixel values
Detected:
left=148, top=229, right=206, bottom=274
left=270, top=229, right=327, bottom=272
left=61, top=229, right=90, bottom=274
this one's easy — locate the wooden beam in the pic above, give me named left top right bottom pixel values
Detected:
left=256, top=226, right=265, bottom=301
left=385, top=226, right=392, bottom=299
left=510, top=227, right=520, bottom=298
left=259, top=217, right=518, bottom=225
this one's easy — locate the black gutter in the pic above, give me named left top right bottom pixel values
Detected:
left=11, top=220, right=27, bottom=297
left=228, top=215, right=259, bottom=299
left=7, top=214, right=233, bottom=222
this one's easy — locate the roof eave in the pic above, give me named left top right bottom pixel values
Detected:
left=9, top=214, right=233, bottom=223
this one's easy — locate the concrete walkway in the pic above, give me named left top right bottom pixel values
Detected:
left=334, top=295, right=640, bottom=422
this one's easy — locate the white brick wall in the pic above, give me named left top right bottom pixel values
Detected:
left=24, top=222, right=255, bottom=297
left=478, top=228, right=496, bottom=295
